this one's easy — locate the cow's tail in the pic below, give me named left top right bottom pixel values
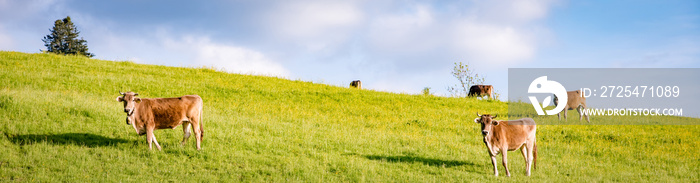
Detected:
left=533, top=142, right=538, bottom=170
left=199, top=104, right=204, bottom=140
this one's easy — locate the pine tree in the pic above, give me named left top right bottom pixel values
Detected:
left=42, top=16, right=94, bottom=57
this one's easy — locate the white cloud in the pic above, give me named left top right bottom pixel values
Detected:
left=451, top=0, right=556, bottom=66
left=78, top=21, right=289, bottom=77
left=472, top=0, right=558, bottom=24
left=364, top=1, right=556, bottom=68
left=264, top=0, right=364, bottom=51
left=368, top=5, right=442, bottom=54
left=268, top=0, right=362, bottom=38
left=65, top=11, right=291, bottom=78
left=186, top=37, right=290, bottom=77
left=102, top=35, right=290, bottom=77
left=450, top=22, right=535, bottom=65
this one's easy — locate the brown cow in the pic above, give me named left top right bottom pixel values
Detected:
left=350, top=80, right=362, bottom=89
left=468, top=85, right=493, bottom=99
left=553, top=90, right=590, bottom=122
left=116, top=91, right=204, bottom=150
left=474, top=113, right=537, bottom=177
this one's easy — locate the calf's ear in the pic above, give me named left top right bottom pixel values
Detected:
left=474, top=118, right=481, bottom=123
left=116, top=96, right=123, bottom=102
left=493, top=121, right=499, bottom=126
left=134, top=98, right=142, bottom=103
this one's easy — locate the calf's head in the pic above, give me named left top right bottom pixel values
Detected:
left=474, top=112, right=498, bottom=137
left=116, top=91, right=141, bottom=124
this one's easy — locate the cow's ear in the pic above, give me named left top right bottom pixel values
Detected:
left=134, top=98, right=142, bottom=103
left=116, top=96, right=123, bottom=102
left=474, top=118, right=481, bottom=123
left=493, top=121, right=499, bottom=126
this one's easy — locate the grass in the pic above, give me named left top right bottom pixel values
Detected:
left=0, top=51, right=698, bottom=182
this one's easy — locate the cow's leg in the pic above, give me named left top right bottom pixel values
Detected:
left=577, top=105, right=583, bottom=121
left=520, top=146, right=530, bottom=176
left=181, top=122, right=191, bottom=145
left=581, top=106, right=590, bottom=122
left=557, top=112, right=561, bottom=120
left=151, top=134, right=162, bottom=151
left=146, top=128, right=156, bottom=150
left=191, top=120, right=202, bottom=150
left=526, top=141, right=534, bottom=176
left=520, top=146, right=527, bottom=165
left=502, top=151, right=511, bottom=177
left=563, top=108, right=568, bottom=121
left=490, top=155, right=499, bottom=176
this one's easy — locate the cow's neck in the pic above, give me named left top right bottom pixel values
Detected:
left=483, top=137, right=498, bottom=156
left=485, top=124, right=505, bottom=155
left=130, top=105, right=146, bottom=135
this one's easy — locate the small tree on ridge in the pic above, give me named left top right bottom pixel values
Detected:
left=447, top=62, right=484, bottom=97
left=42, top=16, right=94, bottom=57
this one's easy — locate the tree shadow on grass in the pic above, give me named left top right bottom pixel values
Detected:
left=5, top=132, right=134, bottom=147
left=363, top=154, right=477, bottom=168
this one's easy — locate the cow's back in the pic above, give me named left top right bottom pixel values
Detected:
left=566, top=90, right=586, bottom=109
left=469, top=85, right=482, bottom=93
left=138, top=95, right=202, bottom=129
left=495, top=118, right=536, bottom=150
left=469, top=85, right=493, bottom=96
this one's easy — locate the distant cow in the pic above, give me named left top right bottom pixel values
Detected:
left=350, top=80, right=362, bottom=89
left=468, top=85, right=493, bottom=99
left=116, top=91, right=204, bottom=150
left=474, top=113, right=537, bottom=177
left=553, top=90, right=590, bottom=122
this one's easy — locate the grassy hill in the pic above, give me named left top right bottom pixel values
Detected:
left=0, top=51, right=698, bottom=182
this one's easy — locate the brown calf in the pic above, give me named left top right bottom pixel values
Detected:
left=116, top=91, right=204, bottom=150
left=554, top=90, right=590, bottom=122
left=350, top=80, right=362, bottom=89
left=468, top=85, right=493, bottom=99
left=474, top=113, right=537, bottom=176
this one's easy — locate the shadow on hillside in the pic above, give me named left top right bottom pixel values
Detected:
left=363, top=154, right=476, bottom=168
left=6, top=133, right=134, bottom=147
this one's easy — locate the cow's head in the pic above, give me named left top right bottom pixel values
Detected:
left=116, top=91, right=141, bottom=124
left=474, top=112, right=498, bottom=137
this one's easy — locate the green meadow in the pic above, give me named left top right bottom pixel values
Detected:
left=0, top=51, right=698, bottom=182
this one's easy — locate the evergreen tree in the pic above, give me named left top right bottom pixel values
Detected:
left=42, top=16, right=94, bottom=57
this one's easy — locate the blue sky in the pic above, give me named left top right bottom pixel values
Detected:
left=0, top=0, right=698, bottom=97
